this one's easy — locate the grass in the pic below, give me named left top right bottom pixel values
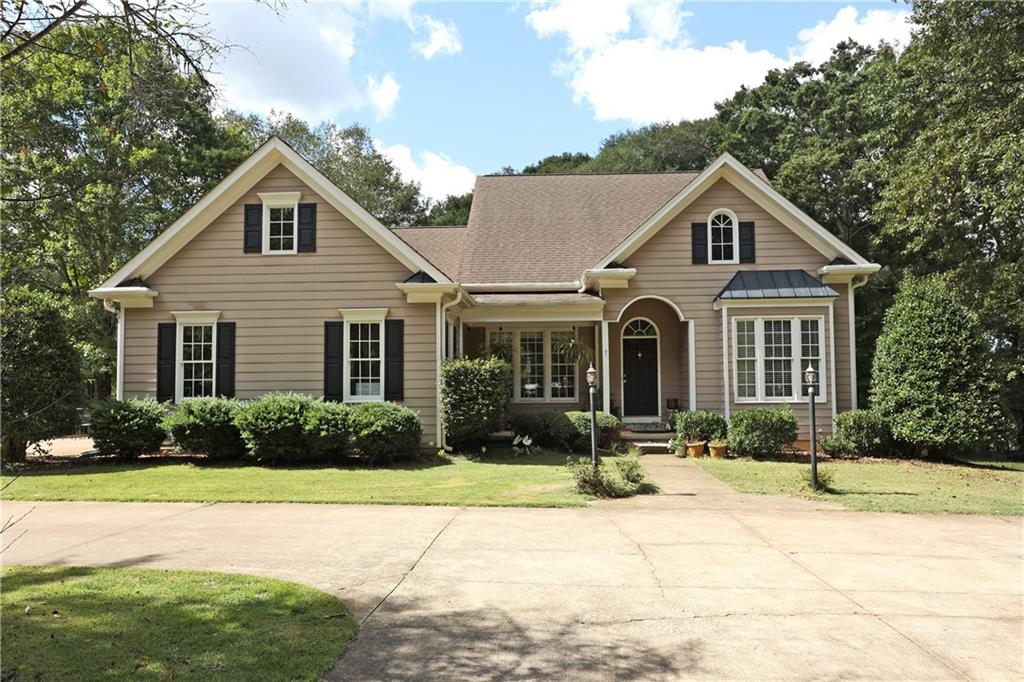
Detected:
left=0, top=565, right=356, bottom=681
left=0, top=451, right=588, bottom=507
left=696, top=457, right=1024, bottom=515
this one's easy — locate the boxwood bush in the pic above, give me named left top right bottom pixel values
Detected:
left=728, top=406, right=798, bottom=457
left=440, top=357, right=512, bottom=448
left=819, top=409, right=894, bottom=458
left=163, top=398, right=246, bottom=459
left=673, top=410, right=728, bottom=442
left=234, top=393, right=322, bottom=464
left=348, top=401, right=422, bottom=464
left=510, top=410, right=620, bottom=451
left=564, top=411, right=622, bottom=450
left=91, top=398, right=166, bottom=459
left=304, top=401, right=350, bottom=461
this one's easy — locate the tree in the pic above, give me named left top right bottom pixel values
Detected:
left=522, top=152, right=592, bottom=174
left=1, top=287, right=84, bottom=462
left=222, top=111, right=428, bottom=226
left=424, top=192, right=473, bottom=226
left=870, top=276, right=1014, bottom=455
left=586, top=119, right=724, bottom=173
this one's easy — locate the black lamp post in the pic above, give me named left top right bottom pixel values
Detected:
left=804, top=363, right=819, bottom=489
left=587, top=363, right=598, bottom=471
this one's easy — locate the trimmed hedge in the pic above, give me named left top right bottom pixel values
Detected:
left=304, top=401, right=350, bottom=461
left=348, top=401, right=422, bottom=464
left=440, top=357, right=512, bottom=448
left=565, top=411, right=622, bottom=450
left=510, top=410, right=621, bottom=452
left=673, top=410, right=727, bottom=442
left=819, top=409, right=894, bottom=458
left=164, top=398, right=245, bottom=459
left=234, top=393, right=321, bottom=464
left=728, top=406, right=798, bottom=457
left=91, top=398, right=166, bottom=459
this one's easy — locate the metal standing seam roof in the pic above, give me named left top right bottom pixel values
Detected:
left=715, top=270, right=838, bottom=300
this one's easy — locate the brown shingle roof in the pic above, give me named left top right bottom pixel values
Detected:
left=392, top=226, right=467, bottom=280
left=456, top=172, right=700, bottom=284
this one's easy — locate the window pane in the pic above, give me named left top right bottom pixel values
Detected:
left=735, top=320, right=757, bottom=398
left=181, top=324, right=214, bottom=398
left=550, top=331, right=576, bottom=399
left=801, top=319, right=822, bottom=397
left=348, top=322, right=383, bottom=399
left=763, top=320, right=792, bottom=398
left=519, top=331, right=544, bottom=398
left=710, top=212, right=735, bottom=262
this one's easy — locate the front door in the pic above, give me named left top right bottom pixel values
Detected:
left=623, top=338, right=658, bottom=417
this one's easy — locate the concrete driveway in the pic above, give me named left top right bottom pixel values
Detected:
left=3, top=456, right=1021, bottom=680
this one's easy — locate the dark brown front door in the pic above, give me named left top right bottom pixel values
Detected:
left=623, top=338, right=658, bottom=417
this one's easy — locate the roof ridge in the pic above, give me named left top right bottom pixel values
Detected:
left=394, top=225, right=468, bottom=230
left=481, top=170, right=704, bottom=178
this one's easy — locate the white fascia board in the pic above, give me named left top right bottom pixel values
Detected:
left=595, top=152, right=870, bottom=269
left=581, top=268, right=637, bottom=291
left=88, top=286, right=159, bottom=309
left=461, top=303, right=605, bottom=323
left=97, top=137, right=450, bottom=290
left=818, top=263, right=882, bottom=283
left=462, top=281, right=580, bottom=293
left=713, top=297, right=836, bottom=311
left=395, top=282, right=469, bottom=304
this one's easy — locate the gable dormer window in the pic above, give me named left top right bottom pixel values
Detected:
left=708, top=209, right=739, bottom=264
left=258, top=191, right=301, bottom=254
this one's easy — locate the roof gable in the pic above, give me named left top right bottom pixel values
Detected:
left=95, top=138, right=449, bottom=290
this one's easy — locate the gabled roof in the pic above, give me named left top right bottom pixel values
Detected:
left=716, top=270, right=838, bottom=300
left=93, top=137, right=450, bottom=292
left=393, top=226, right=467, bottom=280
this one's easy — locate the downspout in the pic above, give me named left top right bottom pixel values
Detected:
left=439, top=290, right=463, bottom=451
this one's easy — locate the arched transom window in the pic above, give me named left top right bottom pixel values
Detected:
left=708, top=209, right=738, bottom=264
left=623, top=318, right=658, bottom=337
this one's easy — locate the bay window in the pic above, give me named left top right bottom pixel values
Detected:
left=732, top=316, right=825, bottom=403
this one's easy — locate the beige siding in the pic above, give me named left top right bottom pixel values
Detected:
left=604, top=177, right=846, bottom=439
left=123, top=164, right=440, bottom=445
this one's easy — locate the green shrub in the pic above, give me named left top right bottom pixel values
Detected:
left=440, top=357, right=512, bottom=448
left=871, top=275, right=1016, bottom=455
left=91, top=398, right=166, bottom=459
left=673, top=410, right=728, bottom=441
left=728, top=406, right=798, bottom=457
left=235, top=393, right=320, bottom=464
left=1, top=287, right=83, bottom=462
left=303, top=401, right=350, bottom=461
left=822, top=410, right=894, bottom=458
left=566, top=455, right=660, bottom=498
left=163, top=398, right=245, bottom=459
left=564, top=411, right=622, bottom=450
left=348, top=402, right=422, bottom=465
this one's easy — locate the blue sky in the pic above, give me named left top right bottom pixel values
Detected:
left=207, top=1, right=913, bottom=199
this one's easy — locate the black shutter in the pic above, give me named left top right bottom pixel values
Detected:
left=216, top=322, right=236, bottom=398
left=739, top=221, right=756, bottom=263
left=324, top=321, right=344, bottom=402
left=156, top=323, right=176, bottom=402
left=297, top=203, right=316, bottom=253
left=243, top=204, right=262, bottom=253
left=692, top=222, right=708, bottom=264
left=385, top=319, right=404, bottom=401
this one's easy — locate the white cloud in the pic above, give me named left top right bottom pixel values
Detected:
left=526, top=1, right=913, bottom=124
left=377, top=142, right=477, bottom=201
left=792, top=6, right=913, bottom=65
left=413, top=16, right=463, bottom=59
left=366, top=74, right=401, bottom=119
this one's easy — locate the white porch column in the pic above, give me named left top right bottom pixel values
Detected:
left=116, top=305, right=125, bottom=400
left=688, top=319, right=696, bottom=411
left=721, top=307, right=730, bottom=420
left=601, top=320, right=610, bottom=413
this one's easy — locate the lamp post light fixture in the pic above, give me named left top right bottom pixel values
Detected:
left=586, top=363, right=599, bottom=471
left=804, top=363, right=819, bottom=490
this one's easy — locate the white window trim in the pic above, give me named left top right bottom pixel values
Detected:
left=171, top=311, right=221, bottom=402
left=338, top=308, right=388, bottom=403
left=707, top=208, right=739, bottom=265
left=259, top=191, right=301, bottom=255
left=732, top=315, right=826, bottom=404
left=486, top=327, right=579, bottom=403
left=620, top=317, right=662, bottom=419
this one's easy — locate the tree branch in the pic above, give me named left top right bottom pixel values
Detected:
left=1, top=0, right=89, bottom=64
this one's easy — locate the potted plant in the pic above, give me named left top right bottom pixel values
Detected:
left=684, top=432, right=705, bottom=458
left=668, top=435, right=686, bottom=457
left=708, top=439, right=728, bottom=458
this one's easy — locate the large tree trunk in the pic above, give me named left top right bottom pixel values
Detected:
left=96, top=371, right=112, bottom=401
left=2, top=435, right=28, bottom=463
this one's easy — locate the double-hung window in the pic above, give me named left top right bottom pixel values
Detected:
left=487, top=328, right=578, bottom=402
left=259, top=191, right=301, bottom=254
left=339, top=309, right=387, bottom=402
left=172, top=311, right=220, bottom=401
left=733, top=316, right=825, bottom=402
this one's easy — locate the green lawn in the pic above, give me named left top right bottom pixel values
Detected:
left=0, top=565, right=356, bottom=681
left=1, top=451, right=587, bottom=507
left=696, top=457, right=1024, bottom=515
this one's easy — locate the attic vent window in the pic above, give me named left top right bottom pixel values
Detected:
left=708, top=209, right=738, bottom=264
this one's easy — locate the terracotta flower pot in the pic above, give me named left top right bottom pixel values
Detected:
left=708, top=443, right=728, bottom=459
left=686, top=442, right=705, bottom=458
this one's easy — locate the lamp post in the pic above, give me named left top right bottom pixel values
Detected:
left=804, top=364, right=819, bottom=490
left=587, top=363, right=598, bottom=471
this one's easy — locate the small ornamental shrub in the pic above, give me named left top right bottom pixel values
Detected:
left=821, top=410, right=894, bottom=458
left=728, top=406, right=798, bottom=457
left=163, top=398, right=245, bottom=459
left=348, top=401, right=422, bottom=465
left=235, top=393, right=320, bottom=464
left=871, top=275, right=1016, bottom=455
left=304, top=401, right=350, bottom=461
left=564, top=411, right=622, bottom=450
left=440, top=357, right=512, bottom=448
left=509, top=412, right=574, bottom=449
left=673, top=410, right=728, bottom=442
left=91, top=398, right=166, bottom=459
left=566, top=455, right=660, bottom=498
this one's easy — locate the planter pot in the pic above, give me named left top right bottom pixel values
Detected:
left=686, top=442, right=705, bottom=458
left=708, top=444, right=727, bottom=459
left=674, top=446, right=687, bottom=458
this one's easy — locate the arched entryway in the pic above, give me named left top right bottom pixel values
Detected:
left=620, top=317, right=660, bottom=418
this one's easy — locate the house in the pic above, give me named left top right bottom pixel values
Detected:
left=89, top=137, right=880, bottom=448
